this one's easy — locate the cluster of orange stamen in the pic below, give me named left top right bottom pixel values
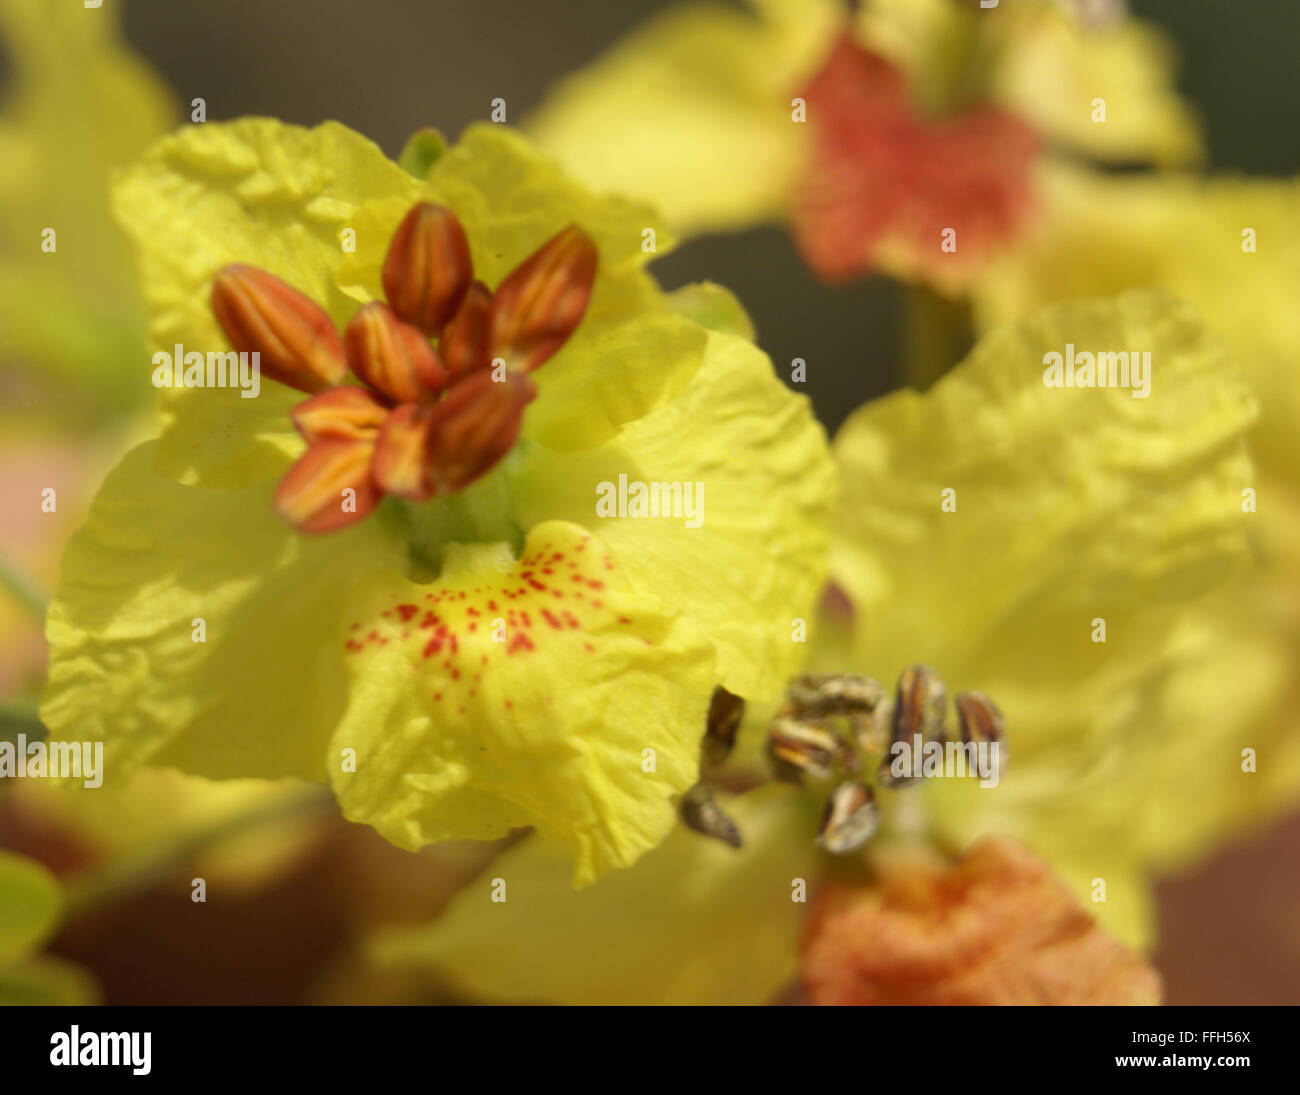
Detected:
left=211, top=204, right=598, bottom=532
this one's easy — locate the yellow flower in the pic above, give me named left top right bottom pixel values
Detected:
left=371, top=290, right=1257, bottom=1002
left=830, top=288, right=1259, bottom=949
left=971, top=163, right=1300, bottom=872
left=38, top=119, right=835, bottom=886
left=524, top=0, right=1199, bottom=288
left=0, top=0, right=175, bottom=724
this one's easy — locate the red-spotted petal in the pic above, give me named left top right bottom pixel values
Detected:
left=274, top=438, right=379, bottom=534
left=490, top=225, right=597, bottom=374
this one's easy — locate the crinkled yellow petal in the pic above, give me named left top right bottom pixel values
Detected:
left=525, top=1, right=841, bottom=234
left=512, top=331, right=836, bottom=701
left=977, top=164, right=1300, bottom=478
left=987, top=3, right=1203, bottom=167
left=40, top=442, right=406, bottom=780
left=974, top=170, right=1300, bottom=867
left=664, top=281, right=757, bottom=341
left=328, top=521, right=715, bottom=885
left=371, top=784, right=819, bottom=1003
left=0, top=0, right=176, bottom=412
left=0, top=849, right=60, bottom=963
left=830, top=290, right=1258, bottom=944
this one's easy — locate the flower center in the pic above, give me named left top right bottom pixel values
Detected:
left=210, top=203, right=597, bottom=534
left=681, top=668, right=1007, bottom=856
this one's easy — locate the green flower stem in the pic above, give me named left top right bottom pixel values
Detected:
left=0, top=553, right=49, bottom=623
left=903, top=285, right=975, bottom=392
left=59, top=783, right=335, bottom=923
left=0, top=698, right=45, bottom=744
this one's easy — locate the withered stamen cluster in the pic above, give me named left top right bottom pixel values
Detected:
left=767, top=666, right=1006, bottom=856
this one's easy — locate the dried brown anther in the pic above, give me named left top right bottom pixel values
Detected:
left=766, top=664, right=1008, bottom=854
left=816, top=781, right=877, bottom=855
left=679, top=783, right=742, bottom=849
left=701, top=687, right=745, bottom=770
left=767, top=717, right=853, bottom=784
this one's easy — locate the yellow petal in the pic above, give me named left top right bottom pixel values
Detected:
left=0, top=955, right=100, bottom=1006
left=40, top=442, right=406, bottom=780
left=525, top=1, right=841, bottom=234
left=8, top=770, right=326, bottom=895
left=987, top=2, right=1203, bottom=167
left=513, top=331, right=836, bottom=701
left=977, top=164, right=1300, bottom=478
left=830, top=290, right=1258, bottom=944
left=371, top=784, right=820, bottom=1003
left=856, top=0, right=1203, bottom=167
left=328, top=522, right=716, bottom=884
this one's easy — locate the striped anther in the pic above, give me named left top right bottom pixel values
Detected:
left=345, top=301, right=449, bottom=403
left=490, top=225, right=597, bottom=374
left=382, top=203, right=473, bottom=335
left=211, top=264, right=347, bottom=393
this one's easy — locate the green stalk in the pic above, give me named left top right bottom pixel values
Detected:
left=59, top=783, right=335, bottom=922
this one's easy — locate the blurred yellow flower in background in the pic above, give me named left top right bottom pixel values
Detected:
left=0, top=0, right=176, bottom=705
left=525, top=0, right=1200, bottom=289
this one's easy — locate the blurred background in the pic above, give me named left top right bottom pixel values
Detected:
left=2, top=0, right=1298, bottom=1003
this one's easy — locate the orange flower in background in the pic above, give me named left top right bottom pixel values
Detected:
left=794, top=33, right=1038, bottom=284
left=802, top=837, right=1162, bottom=1006
left=526, top=0, right=1198, bottom=292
